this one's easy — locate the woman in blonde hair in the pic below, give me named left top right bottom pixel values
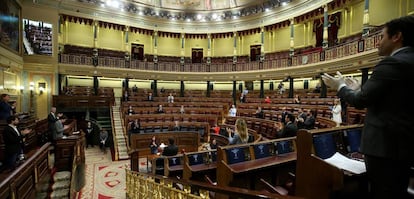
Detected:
left=226, top=118, right=249, bottom=145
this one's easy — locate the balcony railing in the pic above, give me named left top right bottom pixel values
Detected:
left=59, top=30, right=381, bottom=73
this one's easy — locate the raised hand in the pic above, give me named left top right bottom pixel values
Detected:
left=345, top=77, right=361, bottom=91
left=321, top=71, right=345, bottom=90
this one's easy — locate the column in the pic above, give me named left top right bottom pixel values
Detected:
left=260, top=26, right=265, bottom=63
left=153, top=30, right=158, bottom=68
left=288, top=77, right=294, bottom=98
left=322, top=5, right=329, bottom=48
left=206, top=81, right=211, bottom=97
left=362, top=0, right=370, bottom=37
left=124, top=78, right=129, bottom=91
left=93, top=76, right=99, bottom=95
left=180, top=33, right=185, bottom=66
left=124, top=26, right=130, bottom=68
left=207, top=33, right=211, bottom=71
left=232, top=81, right=237, bottom=105
left=320, top=79, right=327, bottom=98
left=93, top=20, right=98, bottom=66
left=289, top=18, right=295, bottom=57
left=153, top=80, right=157, bottom=97
left=361, top=68, right=369, bottom=86
left=233, top=32, right=238, bottom=70
left=180, top=81, right=185, bottom=97
left=260, top=80, right=264, bottom=98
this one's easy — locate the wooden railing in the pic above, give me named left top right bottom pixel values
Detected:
left=0, top=143, right=51, bottom=198
left=53, top=95, right=114, bottom=108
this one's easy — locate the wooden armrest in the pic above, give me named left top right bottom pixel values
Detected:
left=259, top=178, right=289, bottom=195
left=204, top=175, right=217, bottom=186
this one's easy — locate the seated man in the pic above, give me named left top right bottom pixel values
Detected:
left=167, top=93, right=174, bottom=103
left=173, top=121, right=181, bottom=131
left=156, top=104, right=165, bottom=114
left=162, top=138, right=178, bottom=156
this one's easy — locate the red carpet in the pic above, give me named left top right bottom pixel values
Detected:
left=77, top=147, right=146, bottom=199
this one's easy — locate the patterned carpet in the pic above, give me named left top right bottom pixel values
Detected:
left=77, top=147, right=147, bottom=199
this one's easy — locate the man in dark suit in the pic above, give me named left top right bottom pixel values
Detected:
left=162, top=138, right=178, bottom=156
left=2, top=115, right=31, bottom=171
left=322, top=15, right=414, bottom=199
left=279, top=113, right=298, bottom=138
left=47, top=107, right=62, bottom=141
left=0, top=94, right=12, bottom=121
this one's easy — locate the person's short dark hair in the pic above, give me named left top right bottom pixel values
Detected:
left=6, top=115, right=17, bottom=124
left=168, top=138, right=175, bottom=145
left=286, top=112, right=296, bottom=122
left=385, top=15, right=414, bottom=47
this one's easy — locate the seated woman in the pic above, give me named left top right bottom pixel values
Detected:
left=149, top=136, right=159, bottom=154
left=226, top=118, right=249, bottom=145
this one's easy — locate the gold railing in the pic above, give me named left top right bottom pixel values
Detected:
left=126, top=170, right=207, bottom=199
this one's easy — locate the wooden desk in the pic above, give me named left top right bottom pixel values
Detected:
left=228, top=153, right=296, bottom=174
left=130, top=132, right=199, bottom=156
left=183, top=150, right=218, bottom=181
left=217, top=137, right=297, bottom=193
left=295, top=124, right=367, bottom=199
left=151, top=154, right=184, bottom=177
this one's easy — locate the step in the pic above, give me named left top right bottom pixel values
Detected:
left=52, top=180, right=71, bottom=190
left=50, top=188, right=70, bottom=199
left=53, top=171, right=71, bottom=182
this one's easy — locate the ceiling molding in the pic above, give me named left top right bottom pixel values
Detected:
left=36, top=0, right=332, bottom=33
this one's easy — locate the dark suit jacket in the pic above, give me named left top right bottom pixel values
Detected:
left=338, top=47, right=414, bottom=161
left=3, top=125, right=24, bottom=155
left=47, top=113, right=59, bottom=131
left=162, top=145, right=178, bottom=156
left=0, top=101, right=12, bottom=120
left=281, top=122, right=298, bottom=138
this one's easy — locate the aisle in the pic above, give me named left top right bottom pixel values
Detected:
left=77, top=147, right=129, bottom=199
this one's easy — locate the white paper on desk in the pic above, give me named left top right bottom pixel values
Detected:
left=324, top=152, right=366, bottom=174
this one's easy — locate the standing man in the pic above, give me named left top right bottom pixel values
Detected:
left=99, top=129, right=109, bottom=154
left=2, top=115, right=31, bottom=171
left=322, top=15, right=414, bottom=199
left=48, top=107, right=62, bottom=141
left=0, top=94, right=13, bottom=121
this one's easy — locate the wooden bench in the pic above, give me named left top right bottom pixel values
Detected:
left=216, top=137, right=297, bottom=193
left=125, top=114, right=219, bottom=128
left=295, top=124, right=368, bottom=199
left=122, top=101, right=229, bottom=110
left=183, top=149, right=218, bottom=181
left=151, top=154, right=184, bottom=177
left=129, top=132, right=200, bottom=156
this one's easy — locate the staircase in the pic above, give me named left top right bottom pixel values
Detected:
left=96, top=108, right=112, bottom=131
left=23, top=32, right=34, bottom=55
left=35, top=169, right=72, bottom=199
left=112, top=97, right=129, bottom=160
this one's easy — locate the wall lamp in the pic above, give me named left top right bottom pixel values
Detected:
left=38, top=82, right=46, bottom=95
left=29, top=82, right=34, bottom=93
left=20, top=86, right=24, bottom=93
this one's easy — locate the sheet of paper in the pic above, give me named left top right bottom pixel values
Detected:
left=324, top=152, right=366, bottom=174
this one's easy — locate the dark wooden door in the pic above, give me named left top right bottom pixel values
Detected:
left=250, top=45, right=261, bottom=61
left=131, top=44, right=144, bottom=61
left=192, top=48, right=203, bottom=63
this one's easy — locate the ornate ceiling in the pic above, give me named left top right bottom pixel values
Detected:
left=34, top=0, right=332, bottom=33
